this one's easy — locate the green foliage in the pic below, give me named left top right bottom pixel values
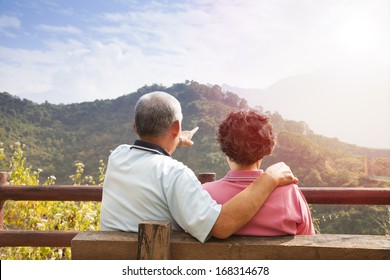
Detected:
left=378, top=207, right=390, bottom=235
left=374, top=159, right=390, bottom=177
left=1, top=84, right=389, bottom=186
left=312, top=205, right=389, bottom=235
left=1, top=142, right=49, bottom=185
left=0, top=142, right=102, bottom=260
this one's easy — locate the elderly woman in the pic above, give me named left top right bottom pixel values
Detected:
left=203, top=109, right=315, bottom=236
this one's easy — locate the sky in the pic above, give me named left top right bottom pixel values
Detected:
left=0, top=0, right=389, bottom=149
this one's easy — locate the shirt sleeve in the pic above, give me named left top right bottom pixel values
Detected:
left=296, top=187, right=316, bottom=235
left=163, top=163, right=222, bottom=243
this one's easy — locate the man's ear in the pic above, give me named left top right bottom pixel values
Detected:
left=171, top=120, right=180, bottom=137
left=133, top=124, right=138, bottom=134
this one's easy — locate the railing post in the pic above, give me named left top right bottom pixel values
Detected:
left=0, top=200, right=4, bottom=230
left=0, top=172, right=8, bottom=230
left=198, top=172, right=216, bottom=184
left=364, top=157, right=375, bottom=178
left=137, top=220, right=172, bottom=260
left=0, top=172, right=8, bottom=186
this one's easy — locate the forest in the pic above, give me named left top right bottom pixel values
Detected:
left=1, top=81, right=389, bottom=259
left=1, top=81, right=389, bottom=186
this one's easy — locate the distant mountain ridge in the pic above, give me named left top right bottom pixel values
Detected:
left=1, top=81, right=389, bottom=187
left=222, top=64, right=390, bottom=150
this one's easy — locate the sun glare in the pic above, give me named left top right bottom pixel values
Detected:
left=337, top=13, right=384, bottom=55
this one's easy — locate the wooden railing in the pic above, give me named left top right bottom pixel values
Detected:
left=1, top=172, right=390, bottom=250
left=71, top=221, right=390, bottom=260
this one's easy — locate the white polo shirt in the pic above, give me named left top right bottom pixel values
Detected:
left=100, top=140, right=222, bottom=243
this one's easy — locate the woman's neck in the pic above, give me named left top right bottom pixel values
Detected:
left=227, top=158, right=262, bottom=171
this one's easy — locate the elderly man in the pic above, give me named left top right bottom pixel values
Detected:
left=100, top=91, right=298, bottom=242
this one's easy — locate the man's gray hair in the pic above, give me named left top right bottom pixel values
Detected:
left=134, top=91, right=183, bottom=138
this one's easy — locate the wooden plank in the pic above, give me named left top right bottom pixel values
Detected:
left=170, top=233, right=390, bottom=260
left=0, top=230, right=79, bottom=247
left=198, top=173, right=216, bottom=184
left=0, top=185, right=102, bottom=201
left=71, top=230, right=390, bottom=260
left=137, top=220, right=172, bottom=260
left=72, top=231, right=138, bottom=260
left=1, top=185, right=390, bottom=205
left=301, top=187, right=390, bottom=205
left=0, top=186, right=389, bottom=236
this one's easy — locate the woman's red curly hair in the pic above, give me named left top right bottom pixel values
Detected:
left=217, top=109, right=276, bottom=166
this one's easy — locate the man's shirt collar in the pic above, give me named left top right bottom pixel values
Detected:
left=131, top=139, right=171, bottom=157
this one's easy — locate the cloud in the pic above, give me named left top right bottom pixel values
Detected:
left=0, top=0, right=388, bottom=105
left=0, top=15, right=21, bottom=36
left=0, top=38, right=163, bottom=103
left=0, top=0, right=388, bottom=148
left=35, top=24, right=82, bottom=35
left=92, top=1, right=291, bottom=87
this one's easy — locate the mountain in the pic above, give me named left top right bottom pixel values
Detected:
left=1, top=81, right=389, bottom=187
left=222, top=63, right=390, bottom=150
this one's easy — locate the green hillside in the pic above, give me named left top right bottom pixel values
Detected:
left=1, top=81, right=390, bottom=237
left=1, top=81, right=389, bottom=186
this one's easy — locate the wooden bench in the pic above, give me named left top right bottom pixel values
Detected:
left=71, top=221, right=390, bottom=260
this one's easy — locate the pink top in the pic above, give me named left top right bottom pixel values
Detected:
left=203, top=170, right=315, bottom=236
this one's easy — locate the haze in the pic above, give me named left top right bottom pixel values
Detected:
left=0, top=0, right=388, bottom=148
